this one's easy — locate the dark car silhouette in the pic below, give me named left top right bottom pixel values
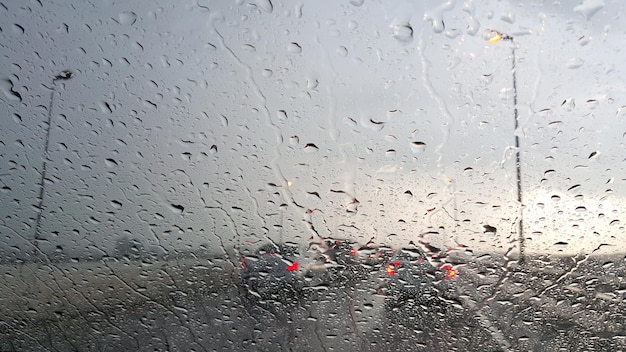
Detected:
left=241, top=240, right=457, bottom=306
left=363, top=245, right=460, bottom=333
left=305, top=238, right=370, bottom=288
left=374, top=247, right=458, bottom=307
left=240, top=242, right=305, bottom=303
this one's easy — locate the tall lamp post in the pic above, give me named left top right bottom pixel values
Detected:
left=485, top=30, right=525, bottom=264
left=33, top=70, right=73, bottom=257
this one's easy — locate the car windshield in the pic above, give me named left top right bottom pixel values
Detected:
left=1, top=0, right=625, bottom=351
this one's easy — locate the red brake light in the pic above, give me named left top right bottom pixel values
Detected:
left=441, top=264, right=457, bottom=278
left=287, top=262, right=299, bottom=271
left=350, top=247, right=357, bottom=255
left=386, top=262, right=401, bottom=275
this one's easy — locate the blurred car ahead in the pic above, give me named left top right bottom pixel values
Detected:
left=305, top=238, right=370, bottom=288
left=240, top=240, right=458, bottom=304
left=240, top=242, right=305, bottom=303
left=374, top=247, right=458, bottom=307
left=367, top=245, right=460, bottom=332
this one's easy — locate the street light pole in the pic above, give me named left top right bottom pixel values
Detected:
left=486, top=31, right=524, bottom=264
left=33, top=70, right=73, bottom=255
left=509, top=37, right=525, bottom=265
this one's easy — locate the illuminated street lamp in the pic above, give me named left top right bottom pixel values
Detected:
left=484, top=29, right=513, bottom=43
left=485, top=30, right=525, bottom=264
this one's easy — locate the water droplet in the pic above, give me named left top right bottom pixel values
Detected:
left=499, top=87, right=513, bottom=100
left=0, top=79, right=22, bottom=102
left=424, top=2, right=453, bottom=34
left=500, top=12, right=515, bottom=24
left=277, top=110, right=288, bottom=120
left=350, top=0, right=364, bottom=6
left=242, top=44, right=256, bottom=52
left=11, top=23, right=24, bottom=34
left=561, top=97, right=575, bottom=111
left=287, top=42, right=302, bottom=54
left=169, top=204, right=184, bottom=214
left=586, top=99, right=599, bottom=109
left=574, top=0, right=605, bottom=20
left=57, top=23, right=69, bottom=34
left=426, top=16, right=444, bottom=33
left=99, top=101, right=113, bottom=114
left=143, top=100, right=157, bottom=110
left=410, top=141, right=426, bottom=152
left=602, top=261, right=614, bottom=269
left=568, top=184, right=581, bottom=191
left=578, top=35, right=591, bottom=46
left=105, top=158, right=118, bottom=167
left=306, top=77, right=318, bottom=89
left=391, top=23, right=413, bottom=43
left=482, top=29, right=498, bottom=42
left=54, top=70, right=73, bottom=80
left=566, top=57, right=584, bottom=69
left=110, top=200, right=123, bottom=209
left=295, top=3, right=303, bottom=18
left=304, top=143, right=318, bottom=152
left=483, top=225, right=497, bottom=234
left=538, top=108, right=552, bottom=118
left=466, top=17, right=480, bottom=36
left=118, top=11, right=137, bottom=25
left=336, top=46, right=348, bottom=57
left=255, top=0, right=273, bottom=13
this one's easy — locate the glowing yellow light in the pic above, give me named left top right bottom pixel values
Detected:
left=446, top=268, right=457, bottom=278
left=442, top=264, right=458, bottom=279
left=488, top=31, right=502, bottom=43
left=386, top=265, right=395, bottom=275
left=287, top=180, right=293, bottom=187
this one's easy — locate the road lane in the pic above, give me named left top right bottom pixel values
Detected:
left=1, top=254, right=625, bottom=351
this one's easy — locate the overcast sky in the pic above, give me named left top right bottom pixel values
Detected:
left=1, top=0, right=625, bottom=261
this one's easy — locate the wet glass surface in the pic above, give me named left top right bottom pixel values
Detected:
left=1, top=0, right=626, bottom=350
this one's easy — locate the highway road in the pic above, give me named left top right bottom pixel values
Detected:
left=1, top=253, right=625, bottom=351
